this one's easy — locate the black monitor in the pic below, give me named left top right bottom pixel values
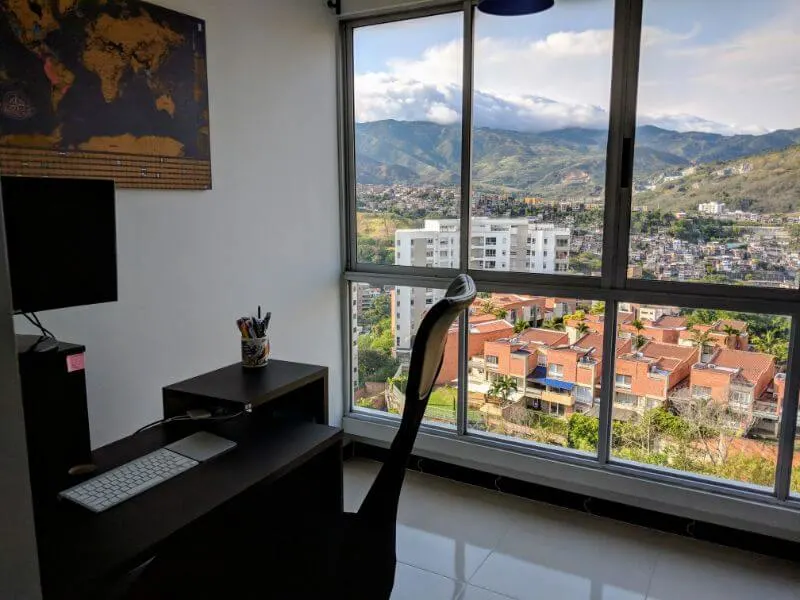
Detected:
left=1, top=176, right=118, bottom=313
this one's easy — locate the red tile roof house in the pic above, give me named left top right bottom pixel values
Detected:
left=470, top=329, right=609, bottom=418
left=614, top=341, right=699, bottom=414
left=678, top=320, right=750, bottom=355
left=619, top=314, right=688, bottom=344
left=437, top=318, right=515, bottom=385
left=689, top=347, right=778, bottom=436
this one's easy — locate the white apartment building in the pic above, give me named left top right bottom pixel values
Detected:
left=393, top=218, right=571, bottom=354
left=698, top=201, right=726, bottom=215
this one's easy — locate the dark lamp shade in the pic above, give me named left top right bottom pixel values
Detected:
left=477, top=0, right=555, bottom=16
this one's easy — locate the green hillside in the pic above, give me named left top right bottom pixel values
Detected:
left=633, top=145, right=800, bottom=214
left=355, top=120, right=800, bottom=211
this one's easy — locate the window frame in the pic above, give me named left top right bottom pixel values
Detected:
left=339, top=0, right=800, bottom=520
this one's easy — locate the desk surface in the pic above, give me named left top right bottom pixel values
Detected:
left=163, top=360, right=327, bottom=410
left=37, top=418, right=342, bottom=594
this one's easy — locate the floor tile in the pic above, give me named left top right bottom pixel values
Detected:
left=390, top=563, right=464, bottom=600
left=470, top=500, right=660, bottom=600
left=459, top=584, right=518, bottom=599
left=394, top=470, right=515, bottom=581
left=343, top=457, right=380, bottom=512
left=645, top=536, right=798, bottom=600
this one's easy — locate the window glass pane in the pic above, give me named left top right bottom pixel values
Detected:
left=353, top=14, right=463, bottom=267
left=469, top=1, right=614, bottom=276
left=628, top=0, right=799, bottom=289
left=352, top=283, right=459, bottom=428
left=467, top=293, right=606, bottom=454
left=792, top=395, right=800, bottom=497
left=611, top=303, right=790, bottom=490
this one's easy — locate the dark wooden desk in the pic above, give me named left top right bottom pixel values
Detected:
left=34, top=361, right=341, bottom=600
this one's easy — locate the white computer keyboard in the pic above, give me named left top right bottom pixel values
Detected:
left=59, top=448, right=199, bottom=513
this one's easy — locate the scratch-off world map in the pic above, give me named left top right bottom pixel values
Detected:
left=0, top=0, right=211, bottom=189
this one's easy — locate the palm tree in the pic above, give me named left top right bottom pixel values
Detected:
left=542, top=318, right=565, bottom=331
left=633, top=334, right=649, bottom=351
left=631, top=318, right=645, bottom=333
left=722, top=325, right=741, bottom=349
left=575, top=322, right=591, bottom=337
left=753, top=329, right=789, bottom=365
left=690, top=328, right=712, bottom=362
left=590, top=301, right=605, bottom=315
left=489, top=375, right=518, bottom=404
left=514, top=319, right=529, bottom=334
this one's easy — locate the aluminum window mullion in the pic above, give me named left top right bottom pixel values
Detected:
left=342, top=22, right=358, bottom=272
left=597, top=300, right=620, bottom=465
left=601, top=0, right=642, bottom=289
left=612, top=0, right=642, bottom=290
left=457, top=0, right=475, bottom=436
left=775, top=316, right=800, bottom=500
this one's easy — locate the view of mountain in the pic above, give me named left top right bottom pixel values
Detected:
left=355, top=120, right=800, bottom=210
left=633, top=145, right=800, bottom=214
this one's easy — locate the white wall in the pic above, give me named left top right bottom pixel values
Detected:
left=1, top=199, right=41, bottom=598
left=339, top=0, right=453, bottom=18
left=15, top=0, right=343, bottom=447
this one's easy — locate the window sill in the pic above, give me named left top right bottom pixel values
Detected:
left=343, top=412, right=800, bottom=542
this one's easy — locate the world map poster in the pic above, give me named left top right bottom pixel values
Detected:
left=0, top=0, right=211, bottom=190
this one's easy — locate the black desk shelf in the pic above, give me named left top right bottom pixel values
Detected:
left=163, top=359, right=328, bottom=424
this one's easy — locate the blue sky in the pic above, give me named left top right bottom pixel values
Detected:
left=354, top=0, right=798, bottom=133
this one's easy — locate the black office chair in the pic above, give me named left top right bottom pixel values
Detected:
left=127, top=274, right=476, bottom=600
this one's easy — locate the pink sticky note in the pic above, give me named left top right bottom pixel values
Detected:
left=66, top=353, right=85, bottom=373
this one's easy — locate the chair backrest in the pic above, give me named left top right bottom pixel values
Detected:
left=358, top=275, right=476, bottom=521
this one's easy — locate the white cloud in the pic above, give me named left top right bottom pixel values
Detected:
left=355, top=8, right=799, bottom=134
left=531, top=29, right=613, bottom=57
left=354, top=75, right=754, bottom=134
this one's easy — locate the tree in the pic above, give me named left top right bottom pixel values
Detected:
left=358, top=349, right=399, bottom=384
left=513, top=319, right=529, bottom=334
left=480, top=299, right=497, bottom=315
left=575, top=322, right=591, bottom=337
left=753, top=329, right=789, bottom=365
left=631, top=318, right=645, bottom=333
left=686, top=309, right=719, bottom=327
left=488, top=376, right=518, bottom=404
left=589, top=302, right=605, bottom=315
left=689, top=328, right=712, bottom=361
left=722, top=325, right=742, bottom=349
left=542, top=317, right=565, bottom=331
left=669, top=388, right=756, bottom=469
left=360, top=293, right=391, bottom=330
left=633, top=334, right=649, bottom=351
left=480, top=299, right=508, bottom=320
left=567, top=413, right=599, bottom=452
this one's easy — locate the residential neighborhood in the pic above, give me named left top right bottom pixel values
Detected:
left=354, top=285, right=794, bottom=488
left=358, top=183, right=800, bottom=287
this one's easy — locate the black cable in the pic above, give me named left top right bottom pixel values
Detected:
left=22, top=312, right=56, bottom=339
left=132, top=411, right=246, bottom=437
left=133, top=415, right=193, bottom=436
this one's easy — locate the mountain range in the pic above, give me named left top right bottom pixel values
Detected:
left=356, top=120, right=800, bottom=209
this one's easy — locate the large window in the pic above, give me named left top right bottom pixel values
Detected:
left=611, top=303, right=790, bottom=489
left=627, top=0, right=800, bottom=289
left=465, top=293, right=605, bottom=454
left=352, top=282, right=460, bottom=428
left=344, top=0, right=800, bottom=517
left=470, top=1, right=614, bottom=277
left=353, top=13, right=464, bottom=268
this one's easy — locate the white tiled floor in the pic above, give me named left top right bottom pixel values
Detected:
left=343, top=458, right=800, bottom=600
